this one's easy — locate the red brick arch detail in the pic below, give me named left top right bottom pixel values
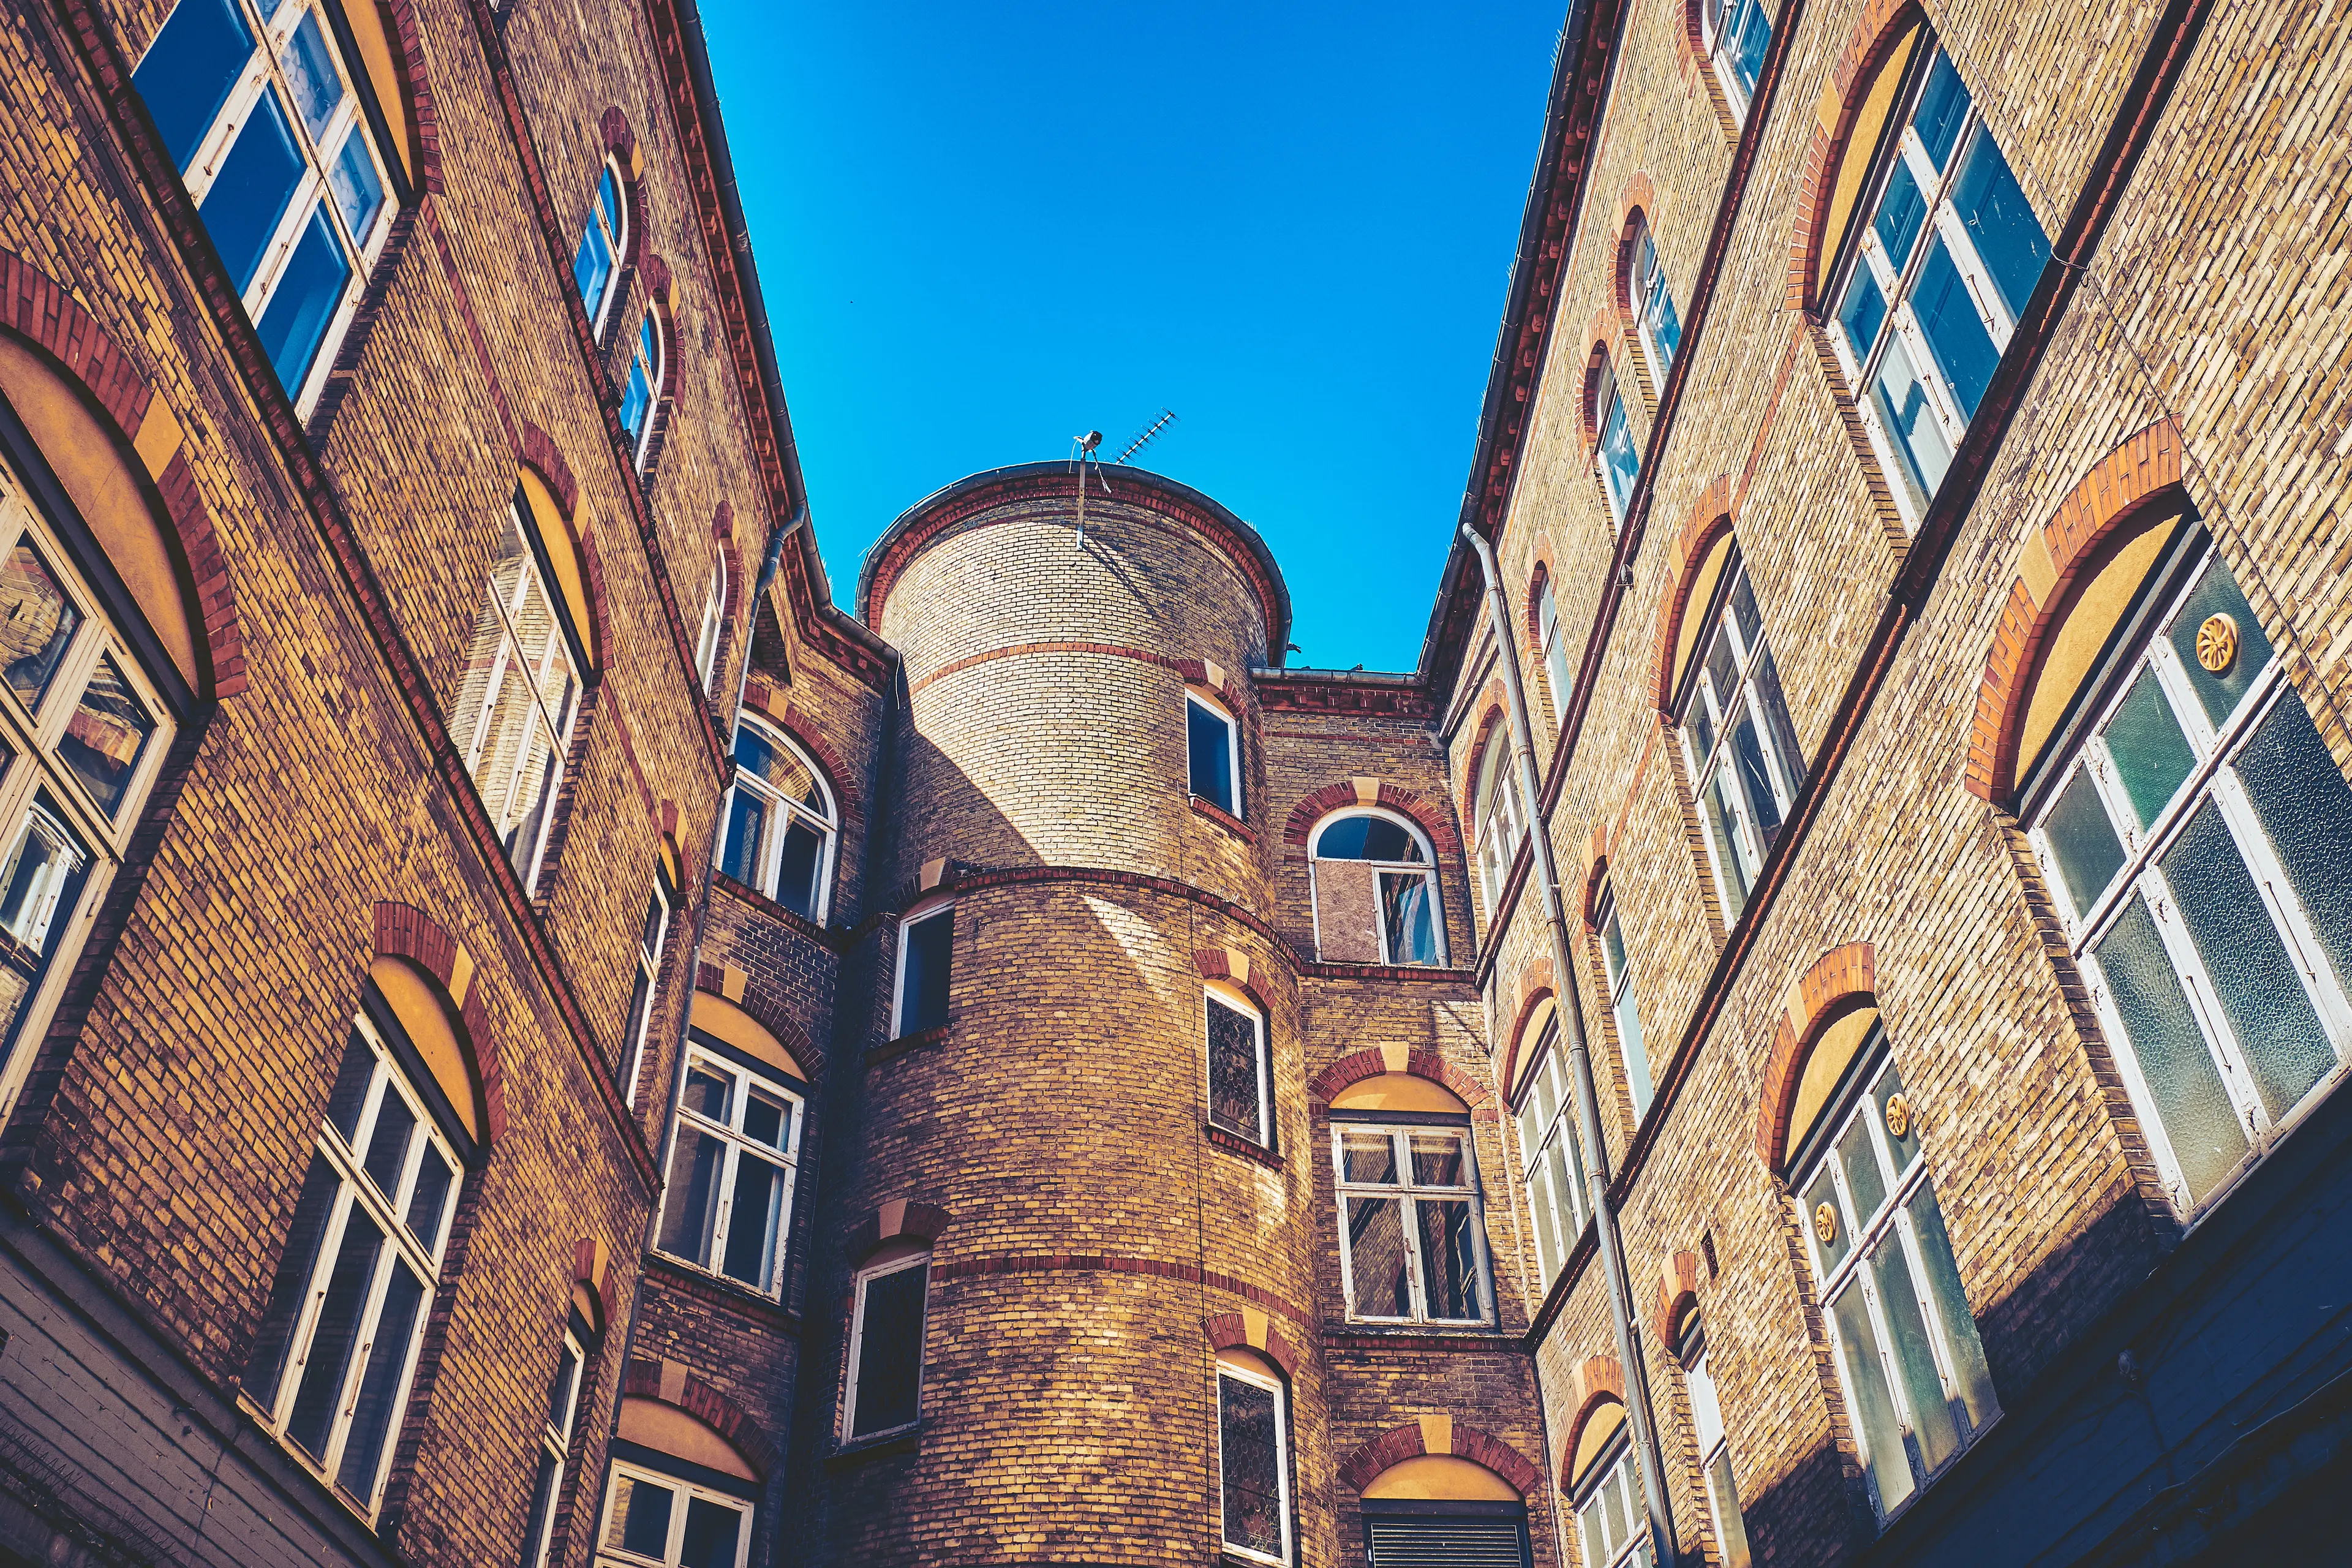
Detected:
left=570, top=1237, right=618, bottom=1335
left=692, top=964, right=824, bottom=1080
left=1193, top=948, right=1273, bottom=1016
left=622, top=1359, right=778, bottom=1478
left=711, top=500, right=735, bottom=543
left=517, top=421, right=579, bottom=516
left=1204, top=1312, right=1302, bottom=1381
left=0, top=249, right=246, bottom=699
left=1652, top=479, right=1736, bottom=714
left=1964, top=419, right=2188, bottom=803
left=1523, top=533, right=1560, bottom=648
left=1572, top=821, right=1613, bottom=925
left=514, top=422, right=614, bottom=670
left=733, top=687, right=862, bottom=830
left=371, top=0, right=443, bottom=195
left=1611, top=177, right=1664, bottom=400
left=1785, top=0, right=1925, bottom=314
left=1337, top=1422, right=1544, bottom=1498
left=1496, top=952, right=1558, bottom=1106
left=1283, top=780, right=1461, bottom=857
left=1558, top=1356, right=1629, bottom=1487
left=1308, top=1049, right=1488, bottom=1110
left=372, top=901, right=505, bottom=1144
left=1755, top=942, right=1879, bottom=1170
left=1653, top=1248, right=1702, bottom=1351
left=597, top=107, right=647, bottom=271
left=1577, top=309, right=1621, bottom=453
left=1456, top=681, right=1510, bottom=805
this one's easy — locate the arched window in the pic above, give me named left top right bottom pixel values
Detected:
left=1308, top=809, right=1443, bottom=967
left=1472, top=729, right=1525, bottom=921
left=1629, top=219, right=1682, bottom=386
left=2024, top=534, right=2352, bottom=1214
left=1673, top=1311, right=1755, bottom=1568
left=1205, top=981, right=1272, bottom=1147
left=619, top=309, right=663, bottom=469
left=1536, top=571, right=1572, bottom=728
left=132, top=0, right=398, bottom=407
left=693, top=551, right=726, bottom=693
left=1330, top=1075, right=1491, bottom=1324
left=1594, top=355, right=1640, bottom=526
left=1673, top=549, right=1803, bottom=925
left=654, top=1039, right=803, bottom=1298
left=1216, top=1348, right=1293, bottom=1567
left=523, top=1311, right=590, bottom=1568
left=1360, top=1452, right=1527, bottom=1564
left=1823, top=39, right=2050, bottom=521
left=1512, top=1008, right=1591, bottom=1288
left=451, top=494, right=586, bottom=894
left=1702, top=0, right=1773, bottom=119
left=573, top=160, right=627, bottom=334
left=1568, top=1403, right=1648, bottom=1568
left=716, top=717, right=836, bottom=922
left=622, top=858, right=676, bottom=1104
left=1593, top=880, right=1653, bottom=1116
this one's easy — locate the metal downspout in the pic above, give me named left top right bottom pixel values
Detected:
left=1462, top=524, right=1676, bottom=1566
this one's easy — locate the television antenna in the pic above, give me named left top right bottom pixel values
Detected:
left=1115, top=408, right=1178, bottom=465
left=1069, top=429, right=1112, bottom=548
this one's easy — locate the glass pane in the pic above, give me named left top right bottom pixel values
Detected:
left=405, top=1146, right=453, bottom=1253
left=2236, top=693, right=2352, bottom=997
left=1874, top=1061, right=1921, bottom=1175
left=1380, top=870, right=1439, bottom=964
left=1206, top=996, right=1264, bottom=1140
left=1579, top=1496, right=1607, bottom=1568
left=1912, top=52, right=1971, bottom=172
left=1702, top=764, right=1751, bottom=924
left=899, top=910, right=952, bottom=1035
left=679, top=1496, right=743, bottom=1568
left=523, top=1450, right=558, bottom=1568
left=1218, top=1375, right=1284, bottom=1555
left=1803, top=1163, right=1851, bottom=1277
left=734, top=725, right=822, bottom=810
left=720, top=1151, right=784, bottom=1289
left=1525, top=1161, right=1558, bottom=1282
left=1751, top=649, right=1807, bottom=796
left=286, top=1203, right=383, bottom=1457
left=2159, top=800, right=2334, bottom=1120
left=1547, top=1129, right=1585, bottom=1238
left=1872, top=159, right=1928, bottom=271
left=1642, top=252, right=1682, bottom=372
left=606, top=1475, right=675, bottom=1558
left=2101, top=669, right=2197, bottom=830
left=1599, top=392, right=1641, bottom=519
left=1731, top=706, right=1784, bottom=840
left=1684, top=682, right=1717, bottom=767
left=1837, top=1114, right=1888, bottom=1224
left=1706, top=1449, right=1754, bottom=1568
left=1414, top=1197, right=1482, bottom=1319
left=1872, top=333, right=1955, bottom=500
left=1602, top=1462, right=1630, bottom=1548
left=681, top=1066, right=731, bottom=1125
left=1616, top=987, right=1651, bottom=1117
left=1341, top=1128, right=1398, bottom=1184
left=657, top=1125, right=725, bottom=1270
left=1188, top=700, right=1235, bottom=811
left=1602, top=908, right=1630, bottom=986
left=203, top=90, right=307, bottom=295
left=257, top=205, right=352, bottom=393
left=718, top=789, right=766, bottom=887
left=851, top=1263, right=927, bottom=1436
left=1409, top=1131, right=1468, bottom=1187
left=1831, top=1281, right=1916, bottom=1514
left=336, top=1256, right=426, bottom=1500
left=545, top=1343, right=581, bottom=1436
left=1333, top=815, right=1417, bottom=861
left=134, top=0, right=257, bottom=172
left=1839, top=267, right=1889, bottom=361
left=279, top=12, right=344, bottom=142
left=573, top=220, right=612, bottom=317
left=1346, top=1196, right=1412, bottom=1315
left=2166, top=557, right=2272, bottom=729
left=328, top=128, right=384, bottom=244
left=358, top=1087, right=414, bottom=1205
left=743, top=1085, right=791, bottom=1152
left=1952, top=133, right=2050, bottom=320
left=325, top=1028, right=375, bottom=1143
left=774, top=816, right=824, bottom=919
left=1728, top=0, right=1770, bottom=99
left=1905, top=1185, right=1999, bottom=1434
left=2045, top=767, right=2128, bottom=918
left=1912, top=239, right=2000, bottom=419
left=640, top=886, right=669, bottom=957
left=0, top=538, right=83, bottom=710
left=241, top=1150, right=342, bottom=1404
left=620, top=355, right=651, bottom=442
left=0, top=800, right=94, bottom=1046
left=1687, top=1356, right=1725, bottom=1453
left=59, top=656, right=157, bottom=818
left=1870, top=1233, right=1962, bottom=1472
left=2092, top=892, right=2249, bottom=1200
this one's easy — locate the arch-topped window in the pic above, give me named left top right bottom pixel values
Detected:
left=1674, top=1312, right=1755, bottom=1568
left=1472, top=728, right=1525, bottom=922
left=694, top=551, right=726, bottom=693
left=622, top=859, right=676, bottom=1104
left=1673, top=549, right=1803, bottom=925
left=1568, top=1404, right=1648, bottom=1568
left=1205, top=980, right=1272, bottom=1148
left=1330, top=1077, right=1491, bottom=1325
left=619, top=310, right=663, bottom=469
left=1703, top=0, right=1773, bottom=119
left=133, top=0, right=398, bottom=407
left=1536, top=571, right=1571, bottom=727
left=1309, top=809, right=1443, bottom=966
left=1594, top=355, right=1640, bottom=526
left=1593, top=880, right=1652, bottom=1117
left=717, top=716, right=837, bottom=922
left=523, top=1311, right=590, bottom=1568
left=1360, top=1455, right=1527, bottom=1566
left=595, top=1460, right=752, bottom=1568
left=1628, top=219, right=1682, bottom=387
left=1513, top=1009, right=1591, bottom=1289
left=2023, top=532, right=2352, bottom=1215
left=1217, top=1348, right=1293, bottom=1567
left=574, top=160, right=628, bottom=334
left=1823, top=37, right=2050, bottom=522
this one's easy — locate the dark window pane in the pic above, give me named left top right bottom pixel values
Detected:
left=1869, top=1234, right=1961, bottom=1472
left=1912, top=238, right=2000, bottom=418
left=2045, top=768, right=2126, bottom=917
left=325, top=1028, right=376, bottom=1142
left=1218, top=1374, right=1285, bottom=1556
left=1912, top=52, right=1971, bottom=172
left=132, top=0, right=255, bottom=173
left=59, top=656, right=156, bottom=818
left=1340, top=1129, right=1396, bottom=1184
left=720, top=1152, right=784, bottom=1290
left=1409, top=1131, right=1466, bottom=1186
left=203, top=90, right=306, bottom=295
left=2237, top=694, right=2352, bottom=998
left=679, top=1497, right=744, bottom=1568
left=335, top=1256, right=426, bottom=1499
left=241, top=1150, right=342, bottom=1404
left=1727, top=0, right=1770, bottom=99
left=851, top=1262, right=927, bottom=1436
left=1872, top=159, right=1928, bottom=271
left=620, top=354, right=651, bottom=442
left=1752, top=648, right=1807, bottom=796
left=1905, top=1185, right=1999, bottom=1433
left=1830, top=1280, right=1914, bottom=1515
left=658, top=1125, right=725, bottom=1269
left=359, top=1087, right=415, bottom=1205
left=775, top=817, right=823, bottom=918
left=2101, top=670, right=2196, bottom=830
left=404, top=1146, right=453, bottom=1253
left=742, top=1085, right=790, bottom=1152
left=1188, top=700, right=1235, bottom=812
left=1952, top=133, right=2050, bottom=320
left=545, top=1345, right=581, bottom=1436
left=1347, top=1196, right=1412, bottom=1316
left=2092, top=892, right=2249, bottom=1200
left=286, top=1204, right=383, bottom=1458
left=1415, top=1197, right=1482, bottom=1320
left=521, top=1449, right=559, bottom=1568
left=718, top=789, right=766, bottom=886
left=682, top=1066, right=731, bottom=1124
left=2166, top=558, right=2272, bottom=729
left=608, top=1475, right=675, bottom=1558
left=0, top=538, right=83, bottom=710
left=256, top=206, right=352, bottom=391
left=1839, top=262, right=1889, bottom=362
left=1206, top=995, right=1264, bottom=1140
left=899, top=910, right=952, bottom=1035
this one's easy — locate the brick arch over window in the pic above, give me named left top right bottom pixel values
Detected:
left=1309, top=1049, right=1488, bottom=1109
left=1284, top=779, right=1461, bottom=858
left=1653, top=1248, right=1701, bottom=1351
left=1522, top=538, right=1559, bottom=650
left=1339, top=1420, right=1543, bottom=1498
left=1193, top=947, right=1275, bottom=1017
left=1205, top=1310, right=1301, bottom=1381
left=1497, top=953, right=1558, bottom=1103
left=1652, top=478, right=1736, bottom=714
left=353, top=0, right=439, bottom=194
left=597, top=106, right=647, bottom=271
left=620, top=1358, right=779, bottom=1479
left=1456, top=681, right=1510, bottom=805
left=0, top=250, right=245, bottom=699
left=732, top=688, right=862, bottom=839
left=629, top=254, right=679, bottom=473
left=1785, top=0, right=1924, bottom=315
left=1964, top=419, right=2188, bottom=804
left=1577, top=312, right=1621, bottom=453
left=692, top=962, right=824, bottom=1080
left=845, top=1198, right=951, bottom=1262
left=1558, top=1355, right=1627, bottom=1485
left=372, top=900, right=506, bottom=1144
left=1572, top=822, right=1612, bottom=925
left=1754, top=941, right=1877, bottom=1170
left=514, top=421, right=611, bottom=671
left=1610, top=176, right=1665, bottom=401
left=570, top=1235, right=618, bottom=1337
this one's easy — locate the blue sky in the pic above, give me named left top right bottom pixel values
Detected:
left=701, top=1, right=1564, bottom=673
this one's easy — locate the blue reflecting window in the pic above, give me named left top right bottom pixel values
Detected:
left=620, top=312, right=660, bottom=459
left=206, top=90, right=306, bottom=295
left=1912, top=54, right=1970, bottom=172
left=1911, top=239, right=1998, bottom=420
left=1839, top=269, right=1888, bottom=360
left=1597, top=368, right=1640, bottom=524
left=1953, top=135, right=2051, bottom=320
left=134, top=0, right=254, bottom=172
left=575, top=167, right=624, bottom=325
left=1708, top=0, right=1773, bottom=116
left=1632, top=225, right=1681, bottom=381
left=257, top=208, right=352, bottom=390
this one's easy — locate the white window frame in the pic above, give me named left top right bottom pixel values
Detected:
left=525, top=1322, right=587, bottom=1568
left=653, top=1047, right=804, bottom=1298
left=715, top=714, right=838, bottom=921
left=843, top=1251, right=929, bottom=1442
left=622, top=866, right=675, bottom=1106
left=1330, top=1119, right=1493, bottom=1325
left=1204, top=981, right=1272, bottom=1147
left=1216, top=1360, right=1294, bottom=1567
left=577, top=157, right=628, bottom=336
left=1306, top=807, right=1447, bottom=966
left=1512, top=1025, right=1591, bottom=1289
left=1572, top=1433, right=1649, bottom=1568
left=1629, top=221, right=1679, bottom=388
left=1537, top=575, right=1572, bottom=729
left=620, top=309, right=663, bottom=470
left=1702, top=0, right=1773, bottom=121
left=1683, top=1341, right=1754, bottom=1568
left=1673, top=557, right=1802, bottom=926
left=1472, top=732, right=1526, bottom=923
left=693, top=552, right=727, bottom=693
left=1594, top=358, right=1640, bottom=527
left=593, top=1460, right=752, bottom=1568
left=1593, top=883, right=1652, bottom=1118
left=890, top=897, right=954, bottom=1039
left=1186, top=691, right=1243, bottom=816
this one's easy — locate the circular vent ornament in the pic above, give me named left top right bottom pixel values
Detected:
left=1884, top=1092, right=1912, bottom=1140
left=2195, top=612, right=2239, bottom=674
left=1814, top=1202, right=1838, bottom=1246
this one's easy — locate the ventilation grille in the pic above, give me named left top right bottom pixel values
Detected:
left=1366, top=1515, right=1528, bottom=1568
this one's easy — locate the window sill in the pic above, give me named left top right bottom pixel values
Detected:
left=1204, top=1122, right=1283, bottom=1171
left=825, top=1424, right=922, bottom=1466
left=641, top=1250, right=800, bottom=1330
left=867, top=1024, right=948, bottom=1068
left=1189, top=794, right=1257, bottom=843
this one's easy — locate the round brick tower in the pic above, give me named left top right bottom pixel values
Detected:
left=831, top=463, right=1330, bottom=1564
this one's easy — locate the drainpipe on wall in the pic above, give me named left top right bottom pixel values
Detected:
left=1462, top=523, right=1676, bottom=1566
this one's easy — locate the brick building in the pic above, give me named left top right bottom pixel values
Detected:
left=0, top=0, right=2346, bottom=1563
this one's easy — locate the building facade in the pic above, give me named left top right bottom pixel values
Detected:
left=0, top=0, right=2347, bottom=1564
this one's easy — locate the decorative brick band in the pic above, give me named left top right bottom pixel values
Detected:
left=1308, top=1047, right=1488, bottom=1109
left=622, top=1357, right=778, bottom=1478
left=1755, top=941, right=1878, bottom=1171
left=1337, top=1419, right=1543, bottom=1499
left=373, top=900, right=505, bottom=1144
left=1652, top=1248, right=1700, bottom=1352
left=1785, top=0, right=1922, bottom=314
left=1205, top=1311, right=1300, bottom=1380
left=1964, top=418, right=2187, bottom=802
left=906, top=639, right=1245, bottom=711
left=1652, top=478, right=1735, bottom=713
left=1282, top=777, right=1463, bottom=856
left=1205, top=1123, right=1283, bottom=1170
left=931, top=1253, right=1307, bottom=1325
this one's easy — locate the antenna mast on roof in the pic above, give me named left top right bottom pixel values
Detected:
left=1115, top=408, right=1178, bottom=465
left=1069, top=430, right=1110, bottom=548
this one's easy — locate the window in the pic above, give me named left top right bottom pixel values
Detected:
left=1573, top=1435, right=1652, bottom=1568
left=1628, top=221, right=1682, bottom=386
left=2029, top=546, right=2352, bottom=1215
left=1205, top=984, right=1272, bottom=1147
left=595, top=1463, right=750, bottom=1568
left=716, top=717, right=835, bottom=921
left=1703, top=0, right=1773, bottom=118
left=1673, top=554, right=1804, bottom=925
left=574, top=161, right=627, bottom=334
left=0, top=465, right=173, bottom=1115
left=1472, top=732, right=1525, bottom=922
left=891, top=901, right=952, bottom=1038
left=693, top=554, right=726, bottom=693
left=524, top=1319, right=588, bottom=1568
left=1826, top=45, right=2051, bottom=521
left=1594, top=358, right=1640, bottom=526
left=1680, top=1327, right=1754, bottom=1568
left=1218, top=1360, right=1293, bottom=1566
left=1593, top=884, right=1652, bottom=1117
left=240, top=1020, right=459, bottom=1518
left=1308, top=810, right=1444, bottom=966
left=1187, top=693, right=1242, bottom=816
left=655, top=1048, right=802, bottom=1297
left=845, top=1252, right=928, bottom=1440
left=622, top=865, right=675, bottom=1105
left=132, top=0, right=396, bottom=406
left=619, top=311, right=662, bottom=469
left=453, top=500, right=584, bottom=894
left=1799, top=1041, right=1998, bottom=1521
left=1333, top=1121, right=1490, bottom=1324
left=1537, top=575, right=1572, bottom=728
left=1513, top=1019, right=1591, bottom=1288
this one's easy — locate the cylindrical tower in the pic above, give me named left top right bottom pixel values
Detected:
left=816, top=464, right=1330, bottom=1564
